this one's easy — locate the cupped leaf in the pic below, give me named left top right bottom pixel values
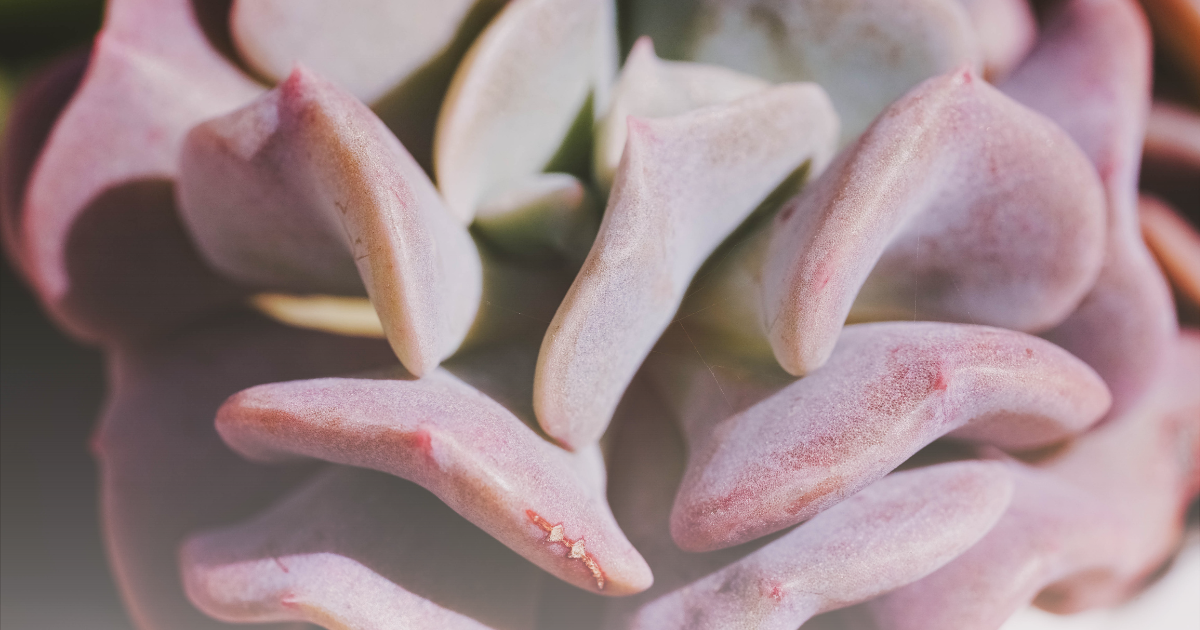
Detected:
left=93, top=312, right=396, bottom=630
left=11, top=0, right=263, bottom=343
left=434, top=0, right=616, bottom=224
left=182, top=467, right=542, bottom=629
left=534, top=83, right=838, bottom=449
left=1002, top=0, right=1177, bottom=416
left=593, top=36, right=771, bottom=190
left=762, top=67, right=1106, bottom=376
left=215, top=342, right=653, bottom=595
left=662, top=322, right=1109, bottom=552
left=956, top=0, right=1036, bottom=81
left=627, top=0, right=980, bottom=144
left=178, top=67, right=482, bottom=377
left=859, top=330, right=1200, bottom=629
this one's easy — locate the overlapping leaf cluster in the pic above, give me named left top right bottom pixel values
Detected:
left=2, top=0, right=1199, bottom=628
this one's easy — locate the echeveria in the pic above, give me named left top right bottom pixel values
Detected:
left=2, top=0, right=1198, bottom=629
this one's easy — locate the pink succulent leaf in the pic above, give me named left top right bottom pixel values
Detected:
left=434, top=0, right=617, bottom=224
left=1140, top=195, right=1200, bottom=312
left=627, top=462, right=1012, bottom=630
left=1001, top=0, right=1178, bottom=416
left=215, top=341, right=653, bottom=596
left=856, top=329, right=1200, bottom=630
left=177, top=66, right=482, bottom=377
left=761, top=67, right=1107, bottom=377
left=230, top=0, right=484, bottom=105
left=534, top=83, right=838, bottom=449
left=956, top=0, right=1037, bottom=81
left=593, top=36, right=773, bottom=190
left=182, top=466, right=544, bottom=629
left=93, top=312, right=397, bottom=630
left=10, top=0, right=264, bottom=344
left=661, top=321, right=1110, bottom=552
left=627, top=0, right=981, bottom=144
left=603, top=381, right=1012, bottom=630
left=229, top=0, right=505, bottom=171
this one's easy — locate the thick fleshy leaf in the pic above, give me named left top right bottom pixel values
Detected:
left=957, top=0, right=1037, bottom=80
left=182, top=467, right=542, bottom=629
left=627, top=0, right=980, bottom=144
left=231, top=0, right=480, bottom=104
left=603, top=386, right=1011, bottom=629
left=661, top=322, right=1109, bottom=551
left=762, top=68, right=1106, bottom=376
left=593, top=36, right=771, bottom=190
left=1002, top=0, right=1177, bottom=416
left=229, top=0, right=505, bottom=171
left=534, top=83, right=838, bottom=449
left=178, top=67, right=482, bottom=377
left=627, top=462, right=1012, bottom=630
left=94, top=312, right=396, bottom=630
left=858, top=330, right=1200, bottom=629
left=215, top=342, right=653, bottom=595
left=434, top=0, right=616, bottom=224
left=11, top=0, right=262, bottom=344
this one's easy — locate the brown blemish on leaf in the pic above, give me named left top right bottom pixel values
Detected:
left=526, top=509, right=606, bottom=590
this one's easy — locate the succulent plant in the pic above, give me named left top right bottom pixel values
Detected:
left=2, top=0, right=1199, bottom=628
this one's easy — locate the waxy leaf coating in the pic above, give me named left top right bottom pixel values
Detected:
left=217, top=342, right=652, bottom=595
left=664, top=322, right=1110, bottom=551
left=535, top=82, right=837, bottom=449
left=762, top=67, right=1106, bottom=376
left=179, top=67, right=482, bottom=377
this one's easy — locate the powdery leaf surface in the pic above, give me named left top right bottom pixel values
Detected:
left=627, top=462, right=1012, bottom=630
left=9, top=0, right=263, bottom=343
left=762, top=67, right=1106, bottom=376
left=627, top=0, right=980, bottom=144
left=93, top=313, right=398, bottom=630
left=182, top=467, right=542, bottom=629
left=1001, top=0, right=1177, bottom=416
left=434, top=0, right=616, bottom=224
left=216, top=341, right=652, bottom=595
left=856, top=329, right=1200, bottom=630
left=230, top=0, right=480, bottom=104
left=661, top=322, right=1109, bottom=552
left=593, top=36, right=771, bottom=190
left=602, top=378, right=1012, bottom=630
left=535, top=83, right=838, bottom=449
left=178, top=66, right=482, bottom=377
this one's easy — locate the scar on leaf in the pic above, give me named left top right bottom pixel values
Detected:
left=526, top=510, right=606, bottom=590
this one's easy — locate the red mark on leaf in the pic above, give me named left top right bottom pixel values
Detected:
left=526, top=510, right=606, bottom=590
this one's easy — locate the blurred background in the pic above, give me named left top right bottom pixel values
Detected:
left=2, top=1, right=133, bottom=627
